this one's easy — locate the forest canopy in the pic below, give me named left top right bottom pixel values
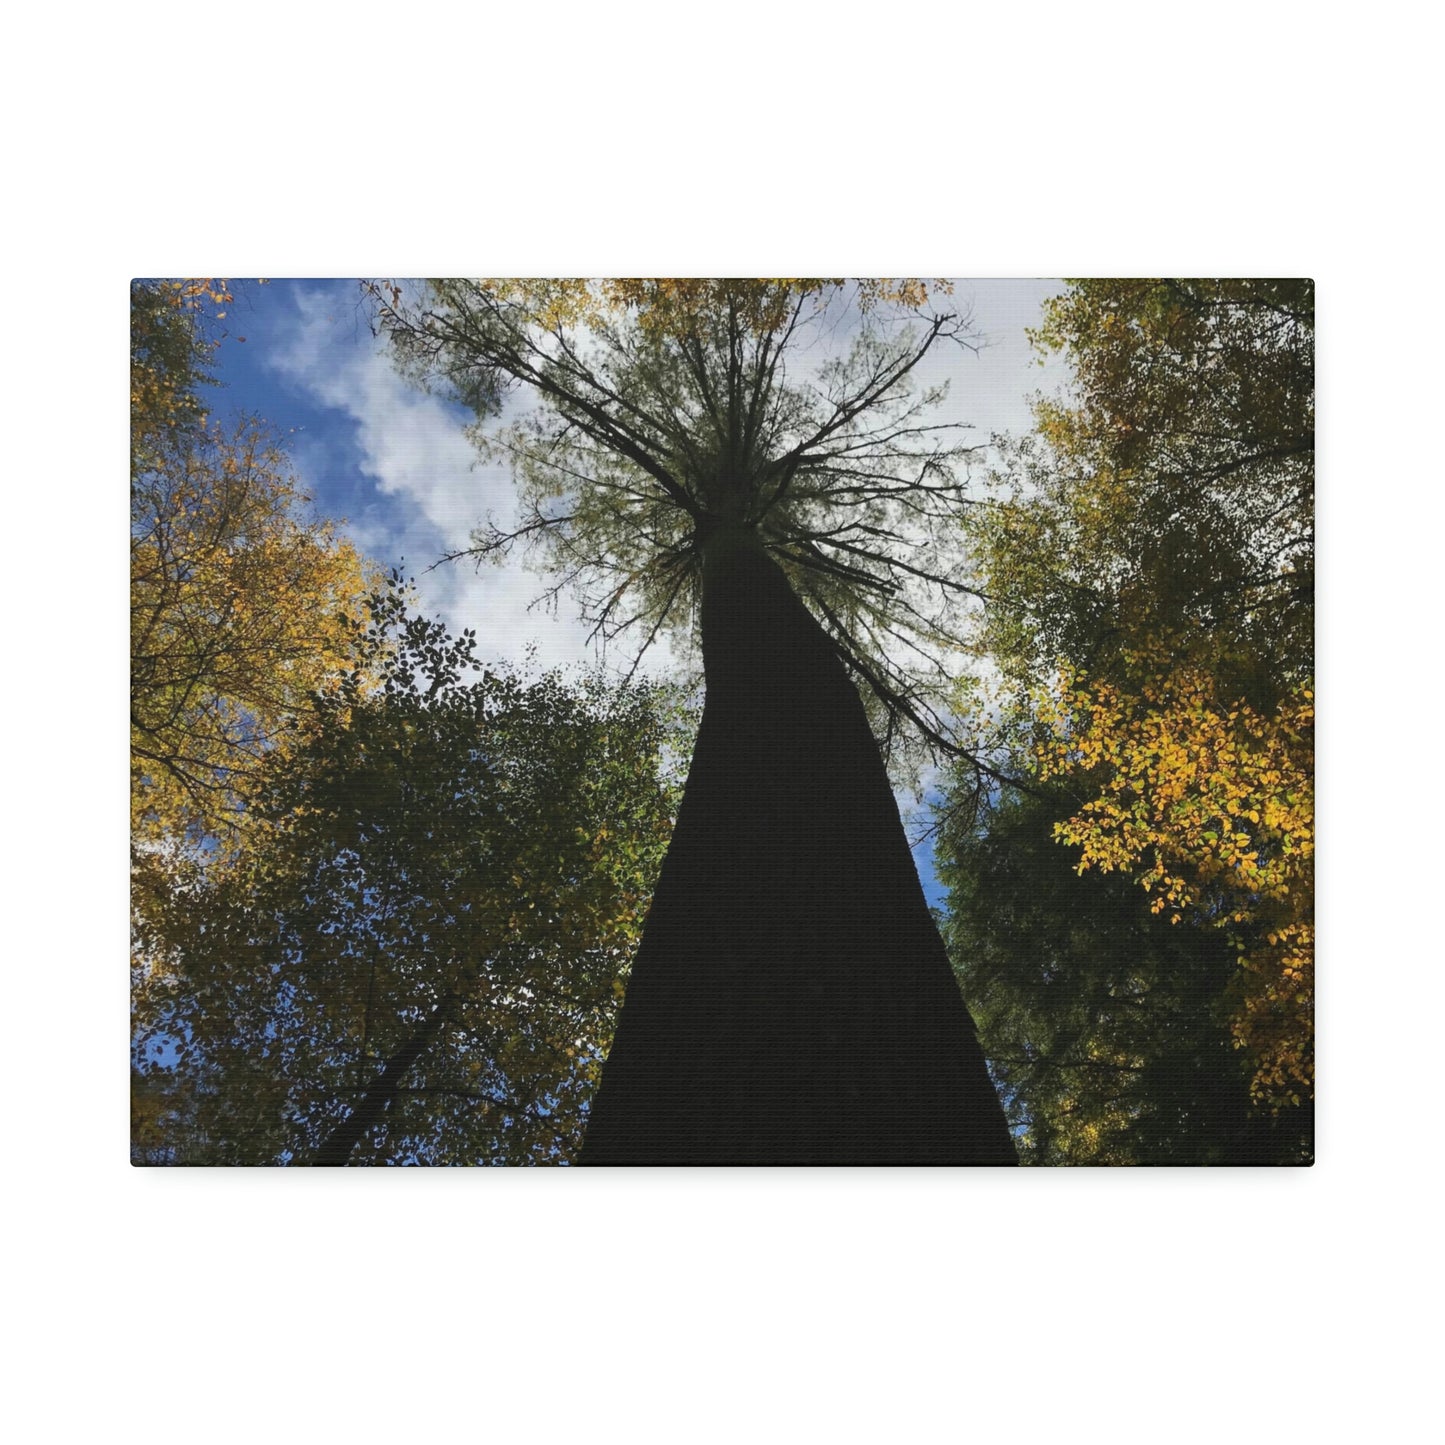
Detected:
left=939, top=279, right=1314, bottom=1163
left=130, top=284, right=685, bottom=1165
left=132, top=576, right=683, bottom=1165
left=131, top=278, right=1313, bottom=1166
left=368, top=278, right=1003, bottom=775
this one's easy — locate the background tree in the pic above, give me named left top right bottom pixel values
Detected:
left=131, top=280, right=375, bottom=848
left=940, top=278, right=1313, bottom=1157
left=371, top=279, right=1016, bottom=1163
left=132, top=577, right=683, bottom=1164
left=130, top=279, right=227, bottom=456
left=938, top=790, right=1312, bottom=1164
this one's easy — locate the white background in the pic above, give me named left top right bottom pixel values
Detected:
left=5, top=3, right=1433, bottom=1440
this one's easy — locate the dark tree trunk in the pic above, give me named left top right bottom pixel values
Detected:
left=312, top=1003, right=450, bottom=1166
left=580, top=528, right=1015, bottom=1165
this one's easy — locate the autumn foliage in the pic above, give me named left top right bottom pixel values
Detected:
left=1037, top=659, right=1314, bottom=1107
left=130, top=280, right=374, bottom=842
left=132, top=578, right=682, bottom=1164
left=130, top=280, right=684, bottom=1166
left=947, top=279, right=1314, bottom=1150
left=131, top=277, right=1315, bottom=1165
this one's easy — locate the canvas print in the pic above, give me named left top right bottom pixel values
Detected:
left=131, top=279, right=1314, bottom=1165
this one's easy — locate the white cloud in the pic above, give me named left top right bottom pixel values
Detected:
left=270, top=286, right=682, bottom=679
left=263, top=281, right=1068, bottom=694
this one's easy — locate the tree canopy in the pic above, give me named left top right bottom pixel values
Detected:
left=132, top=577, right=683, bottom=1164
left=975, top=279, right=1312, bottom=697
left=130, top=280, right=375, bottom=847
left=130, top=277, right=1313, bottom=1166
left=370, top=279, right=997, bottom=772
left=939, top=789, right=1312, bottom=1164
left=131, top=282, right=684, bottom=1166
left=940, top=278, right=1314, bottom=1156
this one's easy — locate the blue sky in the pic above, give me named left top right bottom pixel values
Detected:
left=195, top=279, right=1073, bottom=904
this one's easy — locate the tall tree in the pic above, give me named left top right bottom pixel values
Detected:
left=370, top=280, right=1016, bottom=1163
left=940, top=278, right=1313, bottom=1155
left=132, top=578, right=683, bottom=1164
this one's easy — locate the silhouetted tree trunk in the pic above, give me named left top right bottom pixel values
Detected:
left=580, top=527, right=1015, bottom=1164
left=312, top=1002, right=450, bottom=1166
